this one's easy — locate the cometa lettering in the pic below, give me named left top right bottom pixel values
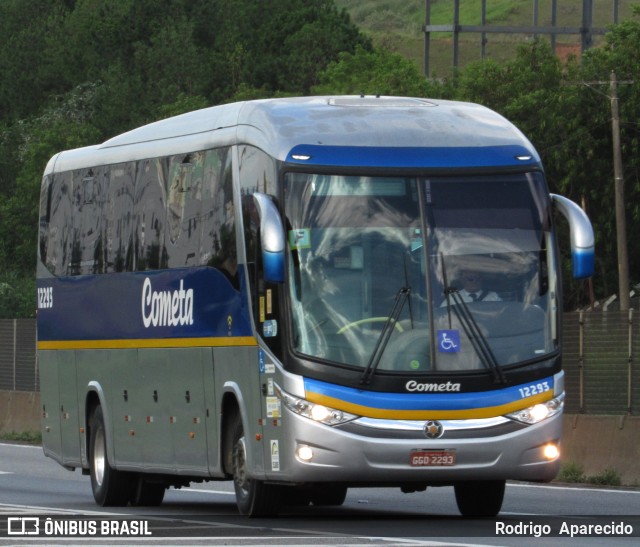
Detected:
left=406, top=380, right=461, bottom=392
left=141, top=277, right=194, bottom=328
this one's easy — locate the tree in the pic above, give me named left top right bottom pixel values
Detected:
left=0, top=0, right=72, bottom=122
left=0, top=0, right=370, bottom=317
left=313, top=45, right=448, bottom=97
left=0, top=84, right=102, bottom=277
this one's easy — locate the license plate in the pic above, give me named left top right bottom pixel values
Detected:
left=409, top=449, right=456, bottom=467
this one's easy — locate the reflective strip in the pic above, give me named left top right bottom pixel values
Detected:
left=37, top=336, right=257, bottom=350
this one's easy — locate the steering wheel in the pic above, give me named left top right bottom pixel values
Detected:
left=336, top=317, right=405, bottom=335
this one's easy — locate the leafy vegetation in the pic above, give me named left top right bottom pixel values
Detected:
left=557, top=461, right=622, bottom=486
left=1, top=1, right=640, bottom=315
left=335, top=0, right=639, bottom=74
left=0, top=0, right=370, bottom=317
left=0, top=430, right=42, bottom=445
left=557, top=461, right=587, bottom=483
left=587, top=468, right=622, bottom=486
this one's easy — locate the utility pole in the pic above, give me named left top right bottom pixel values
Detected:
left=575, top=73, right=632, bottom=310
left=610, top=70, right=630, bottom=310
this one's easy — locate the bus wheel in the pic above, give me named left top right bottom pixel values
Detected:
left=229, top=413, right=282, bottom=517
left=89, top=405, right=131, bottom=506
left=454, top=480, right=505, bottom=517
left=310, top=485, right=348, bottom=506
left=130, top=475, right=166, bottom=506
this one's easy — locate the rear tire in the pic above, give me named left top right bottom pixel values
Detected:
left=130, top=475, right=166, bottom=506
left=229, top=412, right=282, bottom=517
left=89, top=405, right=132, bottom=506
left=454, top=480, right=505, bottom=517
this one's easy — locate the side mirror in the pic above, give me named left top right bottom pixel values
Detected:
left=551, top=194, right=595, bottom=279
left=253, top=193, right=285, bottom=283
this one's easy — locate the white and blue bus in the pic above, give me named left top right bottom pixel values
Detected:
left=37, top=96, right=594, bottom=517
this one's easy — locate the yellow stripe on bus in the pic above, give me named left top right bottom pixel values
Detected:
left=37, top=336, right=258, bottom=350
left=306, top=390, right=553, bottom=420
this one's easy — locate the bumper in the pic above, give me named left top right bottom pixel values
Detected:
left=266, top=409, right=562, bottom=484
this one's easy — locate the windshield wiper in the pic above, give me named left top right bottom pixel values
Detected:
left=360, top=286, right=410, bottom=385
left=444, top=287, right=507, bottom=385
left=440, top=255, right=506, bottom=384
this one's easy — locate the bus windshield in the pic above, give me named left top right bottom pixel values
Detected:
left=284, top=172, right=555, bottom=374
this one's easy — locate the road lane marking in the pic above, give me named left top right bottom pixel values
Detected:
left=509, top=482, right=640, bottom=495
left=171, top=488, right=234, bottom=496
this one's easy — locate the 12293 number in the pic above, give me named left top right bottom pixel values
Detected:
left=518, top=381, right=550, bottom=398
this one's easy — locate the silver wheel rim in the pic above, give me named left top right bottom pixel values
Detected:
left=93, top=427, right=106, bottom=487
left=232, top=436, right=249, bottom=497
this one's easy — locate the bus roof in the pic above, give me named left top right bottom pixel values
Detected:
left=44, top=96, right=540, bottom=175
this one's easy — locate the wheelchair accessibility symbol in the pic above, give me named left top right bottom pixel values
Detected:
left=438, top=330, right=460, bottom=353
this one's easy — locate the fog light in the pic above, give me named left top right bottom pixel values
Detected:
left=297, top=445, right=314, bottom=462
left=543, top=443, right=560, bottom=460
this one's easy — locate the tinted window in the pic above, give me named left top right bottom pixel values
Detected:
left=45, top=172, right=73, bottom=276
left=199, top=148, right=237, bottom=282
left=69, top=167, right=105, bottom=275
left=239, top=145, right=281, bottom=352
left=105, top=163, right=135, bottom=273
left=38, top=175, right=52, bottom=267
left=46, top=147, right=239, bottom=276
left=134, top=158, right=167, bottom=270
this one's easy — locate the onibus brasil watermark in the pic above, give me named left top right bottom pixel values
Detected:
left=7, top=517, right=151, bottom=537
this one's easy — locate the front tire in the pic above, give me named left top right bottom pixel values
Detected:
left=229, top=412, right=282, bottom=517
left=454, top=480, right=505, bottom=517
left=310, top=485, right=347, bottom=506
left=89, top=405, right=132, bottom=506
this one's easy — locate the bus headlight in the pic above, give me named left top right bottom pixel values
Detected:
left=506, top=394, right=564, bottom=425
left=275, top=384, right=358, bottom=425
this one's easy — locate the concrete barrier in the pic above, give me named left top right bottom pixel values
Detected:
left=0, top=390, right=40, bottom=434
left=562, top=414, right=640, bottom=486
left=0, top=391, right=638, bottom=485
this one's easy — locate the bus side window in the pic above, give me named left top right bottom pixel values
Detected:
left=69, top=167, right=105, bottom=275
left=39, top=175, right=52, bottom=269
left=238, top=145, right=281, bottom=353
left=105, top=163, right=135, bottom=273
left=166, top=152, right=204, bottom=268
left=134, top=158, right=167, bottom=271
left=200, top=148, right=237, bottom=284
left=45, top=172, right=73, bottom=277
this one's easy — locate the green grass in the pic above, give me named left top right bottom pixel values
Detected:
left=336, top=0, right=639, bottom=76
left=557, top=461, right=623, bottom=486
left=557, top=461, right=587, bottom=483
left=0, top=430, right=42, bottom=445
left=587, top=468, right=622, bottom=486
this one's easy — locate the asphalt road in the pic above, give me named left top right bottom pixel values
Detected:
left=0, top=442, right=639, bottom=546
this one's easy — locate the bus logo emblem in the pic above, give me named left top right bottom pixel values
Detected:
left=424, top=421, right=444, bottom=439
left=141, top=277, right=194, bottom=328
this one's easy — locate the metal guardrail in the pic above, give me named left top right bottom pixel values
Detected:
left=0, top=319, right=38, bottom=392
left=1, top=312, right=637, bottom=414
left=563, top=309, right=638, bottom=415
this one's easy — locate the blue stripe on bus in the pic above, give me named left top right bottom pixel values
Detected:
left=286, top=145, right=540, bottom=169
left=36, top=267, right=253, bottom=343
left=303, top=376, right=554, bottom=413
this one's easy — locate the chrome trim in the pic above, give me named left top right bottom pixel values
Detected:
left=353, top=416, right=511, bottom=432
